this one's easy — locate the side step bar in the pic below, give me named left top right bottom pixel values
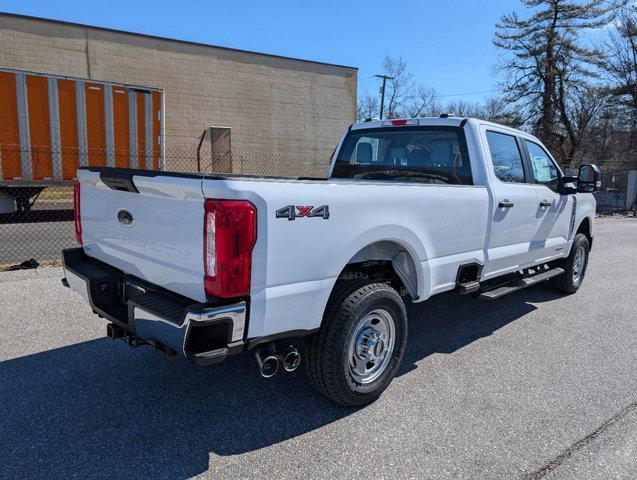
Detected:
left=458, top=280, right=480, bottom=295
left=479, top=267, right=564, bottom=301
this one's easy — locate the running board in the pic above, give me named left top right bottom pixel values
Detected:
left=479, top=267, right=564, bottom=301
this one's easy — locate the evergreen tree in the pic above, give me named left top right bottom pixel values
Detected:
left=494, top=0, right=619, bottom=163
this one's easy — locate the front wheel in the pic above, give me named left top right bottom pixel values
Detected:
left=305, top=280, right=408, bottom=406
left=550, top=233, right=590, bottom=294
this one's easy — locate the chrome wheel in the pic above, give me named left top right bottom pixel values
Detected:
left=572, top=245, right=585, bottom=284
left=348, top=308, right=396, bottom=384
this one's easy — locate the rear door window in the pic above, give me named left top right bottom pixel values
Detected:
left=485, top=131, right=526, bottom=183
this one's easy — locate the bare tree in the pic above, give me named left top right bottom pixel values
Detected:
left=494, top=0, right=619, bottom=163
left=442, top=99, right=483, bottom=117
left=563, top=86, right=609, bottom=164
left=356, top=56, right=415, bottom=120
left=405, top=86, right=441, bottom=117
left=578, top=106, right=633, bottom=167
left=599, top=7, right=637, bottom=121
left=481, top=97, right=525, bottom=127
left=357, top=91, right=380, bottom=121
left=381, top=55, right=415, bottom=118
left=555, top=52, right=610, bottom=164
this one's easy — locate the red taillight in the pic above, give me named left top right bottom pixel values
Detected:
left=204, top=199, right=257, bottom=298
left=73, top=182, right=83, bottom=245
left=391, top=119, right=408, bottom=126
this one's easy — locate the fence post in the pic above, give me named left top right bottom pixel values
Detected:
left=626, top=170, right=637, bottom=211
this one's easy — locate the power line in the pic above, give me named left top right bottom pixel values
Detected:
left=438, top=89, right=499, bottom=98
left=359, top=83, right=499, bottom=99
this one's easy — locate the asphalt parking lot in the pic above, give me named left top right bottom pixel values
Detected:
left=0, top=217, right=635, bottom=479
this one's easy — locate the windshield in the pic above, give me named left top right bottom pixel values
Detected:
left=331, top=126, right=473, bottom=185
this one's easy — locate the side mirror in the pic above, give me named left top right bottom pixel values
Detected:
left=577, top=164, right=601, bottom=193
left=559, top=175, right=578, bottom=195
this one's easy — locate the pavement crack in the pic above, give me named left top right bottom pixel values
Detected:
left=524, top=399, right=637, bottom=479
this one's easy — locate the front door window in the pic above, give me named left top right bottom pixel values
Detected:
left=524, top=140, right=559, bottom=191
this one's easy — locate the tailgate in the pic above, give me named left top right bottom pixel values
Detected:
left=78, top=168, right=207, bottom=302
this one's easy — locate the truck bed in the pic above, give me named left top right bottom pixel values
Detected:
left=77, top=165, right=490, bottom=338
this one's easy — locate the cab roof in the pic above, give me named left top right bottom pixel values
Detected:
left=350, top=116, right=534, bottom=140
left=351, top=117, right=464, bottom=130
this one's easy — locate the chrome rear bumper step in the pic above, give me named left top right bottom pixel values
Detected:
left=62, top=247, right=246, bottom=365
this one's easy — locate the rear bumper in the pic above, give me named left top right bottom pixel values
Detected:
left=62, top=248, right=246, bottom=365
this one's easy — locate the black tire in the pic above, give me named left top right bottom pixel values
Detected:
left=549, top=233, right=590, bottom=294
left=305, top=280, right=408, bottom=406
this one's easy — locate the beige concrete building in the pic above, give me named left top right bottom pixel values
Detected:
left=0, top=13, right=357, bottom=175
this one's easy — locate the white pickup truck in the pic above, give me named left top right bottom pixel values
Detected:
left=62, top=116, right=601, bottom=406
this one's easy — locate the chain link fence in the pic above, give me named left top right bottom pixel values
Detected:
left=593, top=169, right=634, bottom=213
left=0, top=143, right=634, bottom=267
left=0, top=143, right=332, bottom=267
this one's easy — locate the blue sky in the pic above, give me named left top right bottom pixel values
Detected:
left=0, top=0, right=563, bottom=103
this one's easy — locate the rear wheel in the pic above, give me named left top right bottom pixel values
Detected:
left=550, top=233, right=590, bottom=294
left=305, top=280, right=408, bottom=406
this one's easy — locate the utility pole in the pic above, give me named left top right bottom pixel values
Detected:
left=374, top=74, right=394, bottom=119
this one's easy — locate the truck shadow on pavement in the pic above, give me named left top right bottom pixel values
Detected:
left=0, top=285, right=562, bottom=479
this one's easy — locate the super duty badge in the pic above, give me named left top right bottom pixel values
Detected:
left=276, top=205, right=330, bottom=221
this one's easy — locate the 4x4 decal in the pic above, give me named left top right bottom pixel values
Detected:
left=276, top=205, right=330, bottom=220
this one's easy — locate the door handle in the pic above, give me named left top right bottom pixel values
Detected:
left=498, top=200, right=514, bottom=208
left=539, top=199, right=552, bottom=207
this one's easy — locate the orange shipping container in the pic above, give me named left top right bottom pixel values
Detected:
left=0, top=69, right=163, bottom=183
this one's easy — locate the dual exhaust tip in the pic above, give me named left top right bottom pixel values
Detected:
left=255, top=343, right=301, bottom=378
left=109, top=321, right=299, bottom=377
